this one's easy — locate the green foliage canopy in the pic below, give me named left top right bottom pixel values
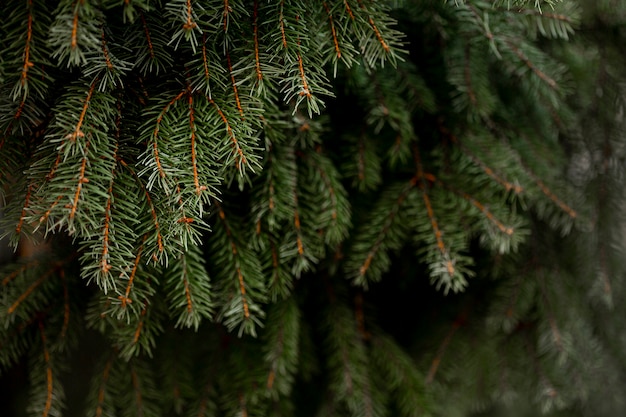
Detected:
left=1, top=0, right=626, bottom=416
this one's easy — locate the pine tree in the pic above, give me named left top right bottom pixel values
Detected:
left=1, top=0, right=625, bottom=416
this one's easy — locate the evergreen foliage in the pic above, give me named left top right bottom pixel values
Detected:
left=0, top=0, right=625, bottom=416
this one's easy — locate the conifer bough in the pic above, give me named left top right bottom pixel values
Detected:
left=1, top=0, right=623, bottom=416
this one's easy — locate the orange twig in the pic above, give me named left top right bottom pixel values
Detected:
left=21, top=2, right=34, bottom=86
left=183, top=0, right=197, bottom=30
left=71, top=2, right=80, bottom=49
left=368, top=17, right=390, bottom=52
left=2, top=100, right=26, bottom=148
left=2, top=260, right=39, bottom=286
left=279, top=0, right=287, bottom=48
left=101, top=181, right=114, bottom=273
left=39, top=195, right=64, bottom=226
left=140, top=12, right=155, bottom=59
left=68, top=79, right=97, bottom=142
left=45, top=154, right=63, bottom=182
left=216, top=203, right=250, bottom=319
left=466, top=195, right=513, bottom=234
left=267, top=369, right=276, bottom=389
left=223, top=0, right=230, bottom=31
left=68, top=140, right=90, bottom=221
left=358, top=180, right=414, bottom=278
left=268, top=181, right=275, bottom=211
left=466, top=149, right=522, bottom=193
left=174, top=184, right=196, bottom=227
left=324, top=2, right=342, bottom=59
left=253, top=0, right=262, bottom=81
left=133, top=307, right=148, bottom=343
left=201, top=34, right=210, bottom=82
left=467, top=4, right=494, bottom=42
left=297, top=52, right=311, bottom=97
left=266, top=322, right=285, bottom=389
left=415, top=149, right=454, bottom=276
left=187, top=93, right=205, bottom=195
left=426, top=318, right=462, bottom=384
left=294, top=211, right=304, bottom=255
left=429, top=172, right=514, bottom=235
left=422, top=191, right=455, bottom=276
left=153, top=91, right=186, bottom=179
left=237, top=268, right=249, bottom=318
left=101, top=29, right=113, bottom=70
left=292, top=191, right=305, bottom=256
left=534, top=177, right=576, bottom=218
left=507, top=41, right=557, bottom=90
left=119, top=239, right=145, bottom=308
left=226, top=53, right=245, bottom=119
left=180, top=249, right=194, bottom=314
left=14, top=100, right=26, bottom=120
left=209, top=99, right=246, bottom=169
left=268, top=243, right=284, bottom=291
left=344, top=0, right=355, bottom=19
left=8, top=268, right=55, bottom=314
left=16, top=184, right=34, bottom=235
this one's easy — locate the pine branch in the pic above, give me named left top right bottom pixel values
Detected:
left=324, top=300, right=385, bottom=417
left=210, top=201, right=267, bottom=337
left=164, top=244, right=214, bottom=330
left=263, top=298, right=300, bottom=399
left=49, top=0, right=104, bottom=67
left=0, top=1, right=616, bottom=415
left=344, top=180, right=415, bottom=288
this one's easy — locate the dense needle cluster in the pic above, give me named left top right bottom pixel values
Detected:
left=1, top=0, right=626, bottom=416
